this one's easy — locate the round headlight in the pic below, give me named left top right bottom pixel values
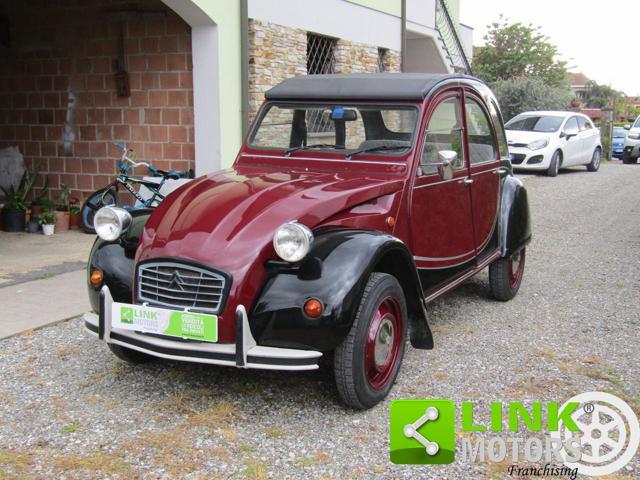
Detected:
left=94, top=206, right=132, bottom=242
left=273, top=222, right=313, bottom=262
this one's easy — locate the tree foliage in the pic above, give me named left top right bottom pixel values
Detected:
left=491, top=77, right=573, bottom=122
left=583, top=81, right=619, bottom=108
left=474, top=17, right=568, bottom=88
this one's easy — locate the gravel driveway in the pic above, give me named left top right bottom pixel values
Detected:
left=1, top=163, right=639, bottom=479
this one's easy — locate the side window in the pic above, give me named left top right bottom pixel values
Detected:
left=422, top=96, right=464, bottom=175
left=465, top=98, right=497, bottom=163
left=564, top=116, right=579, bottom=134
left=578, top=116, right=593, bottom=131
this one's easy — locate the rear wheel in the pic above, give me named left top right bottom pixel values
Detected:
left=546, top=151, right=561, bottom=177
left=81, top=189, right=117, bottom=234
left=622, top=151, right=638, bottom=164
left=334, top=273, right=407, bottom=409
left=586, top=148, right=601, bottom=172
left=489, top=249, right=525, bottom=301
left=108, top=344, right=154, bottom=364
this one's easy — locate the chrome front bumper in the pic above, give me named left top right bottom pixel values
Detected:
left=83, top=286, right=322, bottom=371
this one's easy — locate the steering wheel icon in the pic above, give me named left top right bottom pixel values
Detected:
left=551, top=392, right=640, bottom=477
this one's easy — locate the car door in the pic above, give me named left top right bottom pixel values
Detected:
left=561, top=116, right=582, bottom=165
left=410, top=91, right=476, bottom=270
left=463, top=93, right=501, bottom=258
left=577, top=115, right=597, bottom=162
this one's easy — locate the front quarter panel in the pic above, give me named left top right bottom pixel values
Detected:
left=251, top=229, right=432, bottom=352
left=86, top=209, right=152, bottom=312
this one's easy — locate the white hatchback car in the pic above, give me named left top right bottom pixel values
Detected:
left=505, top=111, right=602, bottom=177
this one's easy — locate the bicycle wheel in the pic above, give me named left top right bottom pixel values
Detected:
left=81, top=189, right=117, bottom=234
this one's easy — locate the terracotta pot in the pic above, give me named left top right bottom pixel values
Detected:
left=69, top=212, right=81, bottom=230
left=54, top=211, right=70, bottom=231
left=31, top=204, right=44, bottom=216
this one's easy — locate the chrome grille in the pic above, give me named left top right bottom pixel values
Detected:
left=137, top=261, right=227, bottom=314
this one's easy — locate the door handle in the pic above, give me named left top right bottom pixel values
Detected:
left=496, top=167, right=509, bottom=175
left=463, top=178, right=474, bottom=186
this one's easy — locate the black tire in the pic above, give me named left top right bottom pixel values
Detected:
left=81, top=189, right=117, bottom=234
left=546, top=151, right=561, bottom=177
left=622, top=149, right=639, bottom=164
left=489, top=249, right=526, bottom=302
left=586, top=147, right=601, bottom=172
left=334, top=272, right=407, bottom=409
left=108, top=344, right=154, bottom=364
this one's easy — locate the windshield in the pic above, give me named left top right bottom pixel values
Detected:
left=635, top=117, right=640, bottom=128
left=249, top=103, right=418, bottom=157
left=505, top=115, right=564, bottom=133
left=613, top=127, right=627, bottom=138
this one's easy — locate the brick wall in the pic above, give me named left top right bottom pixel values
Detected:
left=0, top=0, right=194, bottom=202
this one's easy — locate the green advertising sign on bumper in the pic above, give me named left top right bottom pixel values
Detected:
left=111, top=302, right=218, bottom=342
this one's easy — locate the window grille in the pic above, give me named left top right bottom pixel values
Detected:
left=377, top=48, right=388, bottom=72
left=306, top=33, right=337, bottom=135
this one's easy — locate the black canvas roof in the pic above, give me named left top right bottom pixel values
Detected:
left=265, top=73, right=474, bottom=101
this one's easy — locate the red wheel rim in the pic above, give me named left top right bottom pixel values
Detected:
left=508, top=250, right=525, bottom=289
left=364, top=296, right=403, bottom=390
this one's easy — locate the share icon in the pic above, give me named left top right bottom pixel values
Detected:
left=402, top=406, right=440, bottom=455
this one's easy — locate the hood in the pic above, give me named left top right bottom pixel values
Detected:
left=136, top=164, right=404, bottom=273
left=506, top=130, right=554, bottom=145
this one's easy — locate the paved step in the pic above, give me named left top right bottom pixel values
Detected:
left=0, top=269, right=90, bottom=339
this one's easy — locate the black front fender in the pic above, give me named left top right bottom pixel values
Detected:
left=251, top=229, right=433, bottom=352
left=86, top=209, right=152, bottom=312
left=499, top=175, right=532, bottom=257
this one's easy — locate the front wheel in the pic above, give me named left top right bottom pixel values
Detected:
left=622, top=151, right=638, bottom=164
left=334, top=273, right=407, bottom=409
left=546, top=151, right=560, bottom=177
left=586, top=148, right=601, bottom=172
left=81, top=189, right=117, bottom=234
left=489, top=249, right=526, bottom=301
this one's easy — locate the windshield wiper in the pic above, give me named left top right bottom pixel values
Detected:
left=285, top=144, right=342, bottom=156
left=346, top=144, right=410, bottom=159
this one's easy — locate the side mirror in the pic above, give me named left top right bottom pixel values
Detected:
left=437, top=150, right=456, bottom=180
left=624, top=125, right=631, bottom=130
left=562, top=129, right=578, bottom=139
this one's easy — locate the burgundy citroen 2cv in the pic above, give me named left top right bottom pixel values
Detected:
left=84, top=73, right=531, bottom=409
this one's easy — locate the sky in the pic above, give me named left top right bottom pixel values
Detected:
left=460, top=0, right=640, bottom=96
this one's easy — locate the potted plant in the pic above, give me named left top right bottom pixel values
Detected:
left=38, top=210, right=56, bottom=236
left=55, top=183, right=71, bottom=231
left=1, top=170, right=37, bottom=232
left=69, top=197, right=81, bottom=230
left=30, top=176, right=50, bottom=217
left=27, top=215, right=40, bottom=233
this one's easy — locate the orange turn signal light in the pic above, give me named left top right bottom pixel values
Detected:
left=90, top=268, right=103, bottom=286
left=386, top=216, right=396, bottom=227
left=303, top=298, right=324, bottom=318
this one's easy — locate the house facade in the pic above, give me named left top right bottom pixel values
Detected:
left=0, top=0, right=472, bottom=202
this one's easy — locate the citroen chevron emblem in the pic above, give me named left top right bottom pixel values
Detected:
left=168, top=271, right=185, bottom=291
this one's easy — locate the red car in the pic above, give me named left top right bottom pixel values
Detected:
left=84, top=73, right=531, bottom=409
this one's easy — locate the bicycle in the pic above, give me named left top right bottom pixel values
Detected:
left=80, top=143, right=194, bottom=234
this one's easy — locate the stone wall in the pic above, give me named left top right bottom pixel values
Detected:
left=247, top=19, right=402, bottom=124
left=247, top=19, right=306, bottom=124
